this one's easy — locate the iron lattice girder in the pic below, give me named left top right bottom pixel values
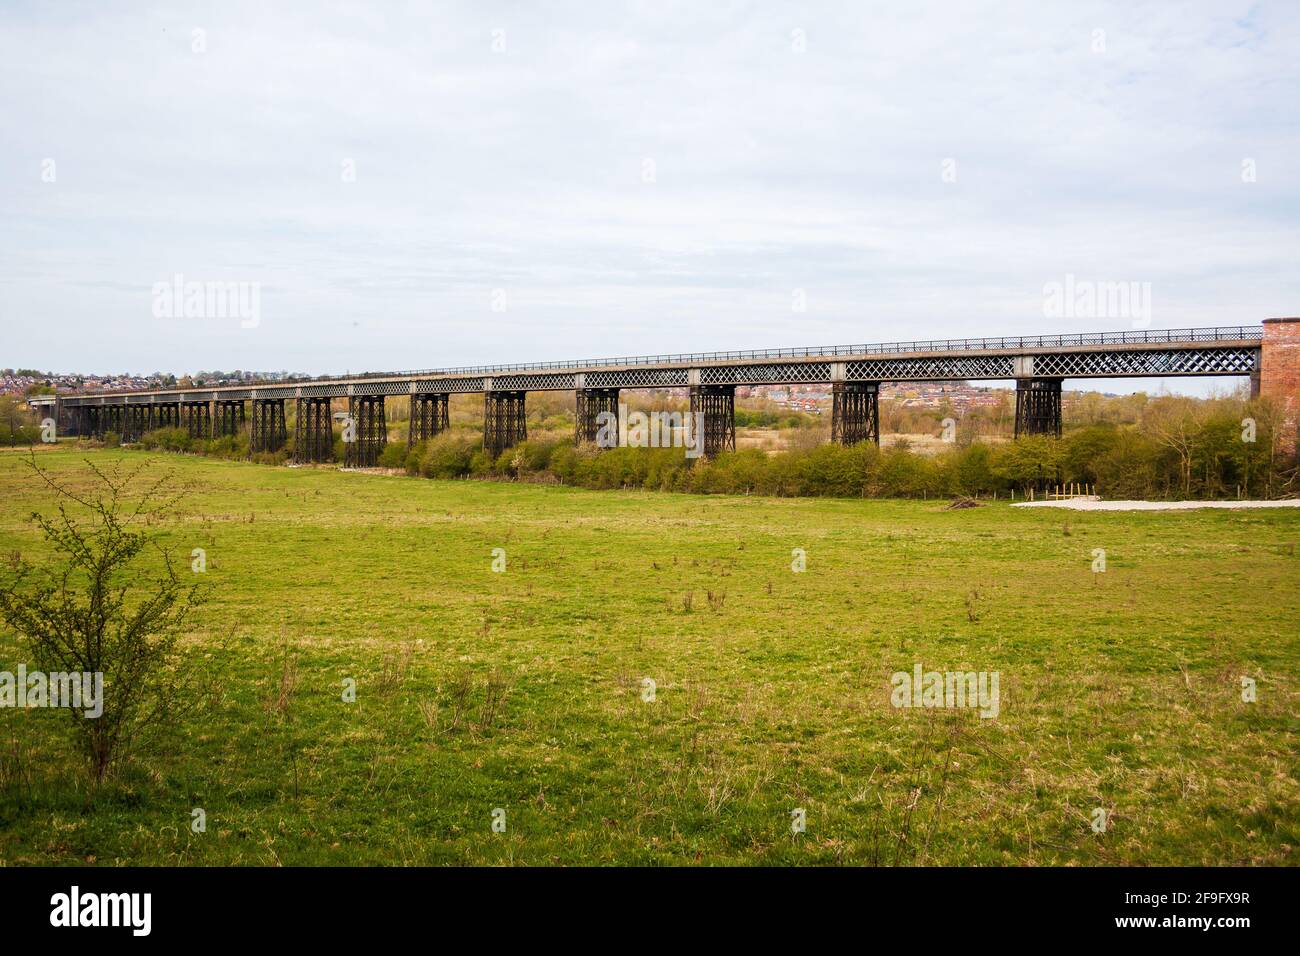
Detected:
left=575, top=388, right=620, bottom=445
left=409, top=393, right=450, bottom=445
left=1027, top=346, right=1259, bottom=377
left=483, top=391, right=527, bottom=457
left=832, top=382, right=880, bottom=446
left=702, top=362, right=833, bottom=385
left=1014, top=378, right=1062, bottom=438
left=345, top=395, right=387, bottom=467
left=586, top=368, right=687, bottom=389
left=295, top=397, right=335, bottom=463
left=690, top=384, right=735, bottom=458
left=848, top=355, right=1016, bottom=380
left=249, top=399, right=287, bottom=453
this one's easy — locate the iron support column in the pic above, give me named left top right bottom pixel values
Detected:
left=182, top=401, right=212, bottom=439
left=250, top=398, right=287, bottom=453
left=689, top=384, right=735, bottom=457
left=575, top=388, right=620, bottom=446
left=64, top=404, right=84, bottom=439
left=295, top=397, right=335, bottom=463
left=123, top=404, right=149, bottom=443
left=153, top=402, right=180, bottom=430
left=1014, top=378, right=1063, bottom=438
left=408, top=393, right=450, bottom=445
left=214, top=400, right=246, bottom=438
left=831, top=382, right=880, bottom=446
left=483, top=391, right=527, bottom=457
left=345, top=395, right=386, bottom=467
left=105, top=404, right=126, bottom=441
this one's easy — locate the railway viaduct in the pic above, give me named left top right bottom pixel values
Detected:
left=27, top=319, right=1300, bottom=463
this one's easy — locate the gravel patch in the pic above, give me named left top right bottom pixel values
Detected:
left=1012, top=499, right=1300, bottom=512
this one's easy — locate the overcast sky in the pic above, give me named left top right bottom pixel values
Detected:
left=1, top=1, right=1296, bottom=395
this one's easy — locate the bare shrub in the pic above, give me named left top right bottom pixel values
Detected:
left=0, top=456, right=214, bottom=782
left=478, top=668, right=511, bottom=733
left=263, top=643, right=299, bottom=718
left=444, top=669, right=474, bottom=734
left=378, top=642, right=414, bottom=696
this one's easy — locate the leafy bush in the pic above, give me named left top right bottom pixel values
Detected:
left=404, top=440, right=427, bottom=475
left=420, top=433, right=478, bottom=479
left=378, top=440, right=408, bottom=469
left=108, top=392, right=1296, bottom=501
left=0, top=425, right=42, bottom=447
left=204, top=433, right=249, bottom=459
left=138, top=427, right=192, bottom=453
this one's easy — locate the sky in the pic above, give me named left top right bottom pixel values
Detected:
left=1, top=1, right=1297, bottom=396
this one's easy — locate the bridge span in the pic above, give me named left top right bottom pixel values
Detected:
left=27, top=320, right=1300, bottom=460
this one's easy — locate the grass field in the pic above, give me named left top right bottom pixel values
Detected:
left=0, top=446, right=1296, bottom=866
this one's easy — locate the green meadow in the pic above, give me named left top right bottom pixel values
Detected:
left=0, top=446, right=1296, bottom=866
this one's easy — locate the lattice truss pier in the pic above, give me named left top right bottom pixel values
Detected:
left=83, top=406, right=109, bottom=438
left=690, top=384, right=736, bottom=457
left=484, top=391, right=527, bottom=457
left=831, top=382, right=880, bottom=446
left=345, top=395, right=387, bottom=467
left=182, top=401, right=211, bottom=439
left=152, top=402, right=181, bottom=430
left=1014, top=378, right=1062, bottom=437
left=250, top=399, right=287, bottom=453
left=214, top=400, right=246, bottom=438
left=408, top=393, right=450, bottom=445
left=575, top=388, right=620, bottom=445
left=295, top=397, right=335, bottom=463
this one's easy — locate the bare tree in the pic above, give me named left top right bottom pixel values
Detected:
left=1141, top=396, right=1203, bottom=497
left=0, top=455, right=212, bottom=782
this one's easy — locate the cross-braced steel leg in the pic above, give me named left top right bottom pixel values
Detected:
left=104, top=404, right=126, bottom=441
left=832, top=382, right=880, bottom=445
left=295, top=397, right=335, bottom=463
left=124, top=404, right=150, bottom=442
left=153, top=402, right=180, bottom=429
left=1014, top=378, right=1063, bottom=438
left=575, top=388, right=620, bottom=446
left=408, top=393, right=449, bottom=445
left=250, top=399, right=287, bottom=453
left=214, top=400, right=245, bottom=438
left=484, top=391, right=527, bottom=457
left=689, top=384, right=735, bottom=457
left=182, top=401, right=211, bottom=439
left=345, top=395, right=387, bottom=467
left=54, top=401, right=80, bottom=438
